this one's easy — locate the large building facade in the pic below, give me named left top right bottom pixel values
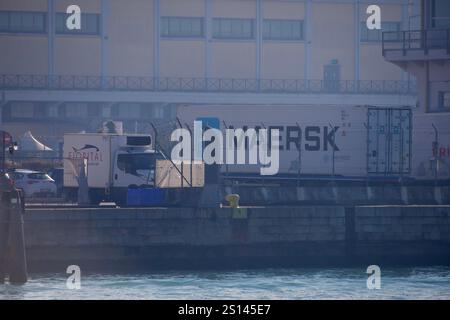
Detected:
left=383, top=0, right=450, bottom=178
left=0, top=0, right=418, bottom=147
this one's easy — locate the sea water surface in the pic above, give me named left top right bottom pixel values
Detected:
left=1, top=266, right=450, bottom=300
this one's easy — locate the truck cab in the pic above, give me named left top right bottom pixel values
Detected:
left=64, top=133, right=161, bottom=205
left=114, top=148, right=158, bottom=187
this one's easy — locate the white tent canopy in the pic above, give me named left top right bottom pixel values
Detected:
left=19, top=131, right=53, bottom=152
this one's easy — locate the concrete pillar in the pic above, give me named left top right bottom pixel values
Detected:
left=304, top=0, right=312, bottom=80
left=256, top=0, right=262, bottom=82
left=354, top=0, right=360, bottom=82
left=7, top=190, right=28, bottom=284
left=153, top=0, right=160, bottom=80
left=101, top=0, right=109, bottom=87
left=48, top=0, right=54, bottom=78
left=205, top=0, right=212, bottom=79
left=0, top=190, right=28, bottom=284
left=0, top=194, right=10, bottom=283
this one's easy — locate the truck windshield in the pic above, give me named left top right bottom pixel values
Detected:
left=117, top=153, right=155, bottom=175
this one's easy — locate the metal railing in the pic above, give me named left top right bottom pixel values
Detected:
left=382, top=28, right=450, bottom=56
left=0, top=74, right=417, bottom=95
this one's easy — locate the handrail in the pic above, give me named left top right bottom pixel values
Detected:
left=382, top=28, right=450, bottom=56
left=0, top=74, right=418, bottom=95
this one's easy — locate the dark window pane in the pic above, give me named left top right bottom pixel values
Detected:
left=55, top=12, right=100, bottom=35
left=0, top=12, right=9, bottom=30
left=432, top=0, right=450, bottom=28
left=263, top=19, right=303, bottom=40
left=160, top=17, right=204, bottom=38
left=0, top=11, right=46, bottom=33
left=213, top=18, right=254, bottom=40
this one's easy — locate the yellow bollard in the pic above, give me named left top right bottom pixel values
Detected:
left=225, top=194, right=240, bottom=208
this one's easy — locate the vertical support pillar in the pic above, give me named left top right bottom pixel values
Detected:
left=354, top=0, right=360, bottom=83
left=153, top=0, right=161, bottom=81
left=48, top=0, right=55, bottom=80
left=101, top=0, right=109, bottom=88
left=205, top=0, right=212, bottom=80
left=0, top=190, right=28, bottom=284
left=7, top=190, right=28, bottom=284
left=0, top=193, right=11, bottom=283
left=304, top=0, right=312, bottom=80
left=256, top=0, right=263, bottom=84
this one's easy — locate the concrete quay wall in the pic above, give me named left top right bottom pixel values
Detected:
left=23, top=206, right=450, bottom=271
left=222, top=185, right=450, bottom=206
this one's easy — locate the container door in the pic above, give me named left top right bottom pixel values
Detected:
left=367, top=108, right=411, bottom=175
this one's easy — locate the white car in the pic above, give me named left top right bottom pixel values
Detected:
left=8, top=169, right=57, bottom=198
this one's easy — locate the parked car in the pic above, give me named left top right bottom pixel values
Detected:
left=47, top=167, right=64, bottom=197
left=8, top=169, right=57, bottom=198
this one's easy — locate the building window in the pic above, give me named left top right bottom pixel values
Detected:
left=0, top=11, right=46, bottom=33
left=431, top=0, right=450, bottom=28
left=55, top=12, right=100, bottom=35
left=263, top=19, right=303, bottom=41
left=441, top=92, right=450, bottom=109
left=360, top=22, right=401, bottom=42
left=161, top=17, right=204, bottom=38
left=213, top=18, right=254, bottom=40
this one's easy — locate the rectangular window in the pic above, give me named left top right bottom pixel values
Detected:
left=0, top=11, right=46, bottom=33
left=263, top=19, right=303, bottom=41
left=213, top=18, right=254, bottom=40
left=431, top=0, right=450, bottom=28
left=441, top=92, right=450, bottom=109
left=360, top=21, right=401, bottom=42
left=161, top=17, right=204, bottom=38
left=55, top=12, right=100, bottom=35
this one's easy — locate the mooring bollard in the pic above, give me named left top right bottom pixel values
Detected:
left=0, top=189, right=28, bottom=284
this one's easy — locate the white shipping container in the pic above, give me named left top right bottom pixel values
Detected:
left=177, top=105, right=368, bottom=176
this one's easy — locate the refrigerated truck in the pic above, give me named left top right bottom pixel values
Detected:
left=175, top=104, right=450, bottom=180
left=64, top=133, right=158, bottom=204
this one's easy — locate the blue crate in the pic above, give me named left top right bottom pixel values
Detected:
left=127, top=188, right=165, bottom=206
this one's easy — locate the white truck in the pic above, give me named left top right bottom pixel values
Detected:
left=63, top=133, right=159, bottom=205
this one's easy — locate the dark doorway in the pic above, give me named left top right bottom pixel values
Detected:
left=323, top=63, right=341, bottom=93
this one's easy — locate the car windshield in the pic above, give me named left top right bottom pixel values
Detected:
left=117, top=153, right=156, bottom=175
left=28, top=173, right=52, bottom=180
left=9, top=172, right=24, bottom=180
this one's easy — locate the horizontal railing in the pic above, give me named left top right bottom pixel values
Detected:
left=0, top=74, right=417, bottom=95
left=382, top=28, right=450, bottom=56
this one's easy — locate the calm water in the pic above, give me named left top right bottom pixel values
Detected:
left=1, top=267, right=450, bottom=300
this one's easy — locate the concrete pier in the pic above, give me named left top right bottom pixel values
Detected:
left=24, top=205, right=450, bottom=272
left=1, top=190, right=28, bottom=284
